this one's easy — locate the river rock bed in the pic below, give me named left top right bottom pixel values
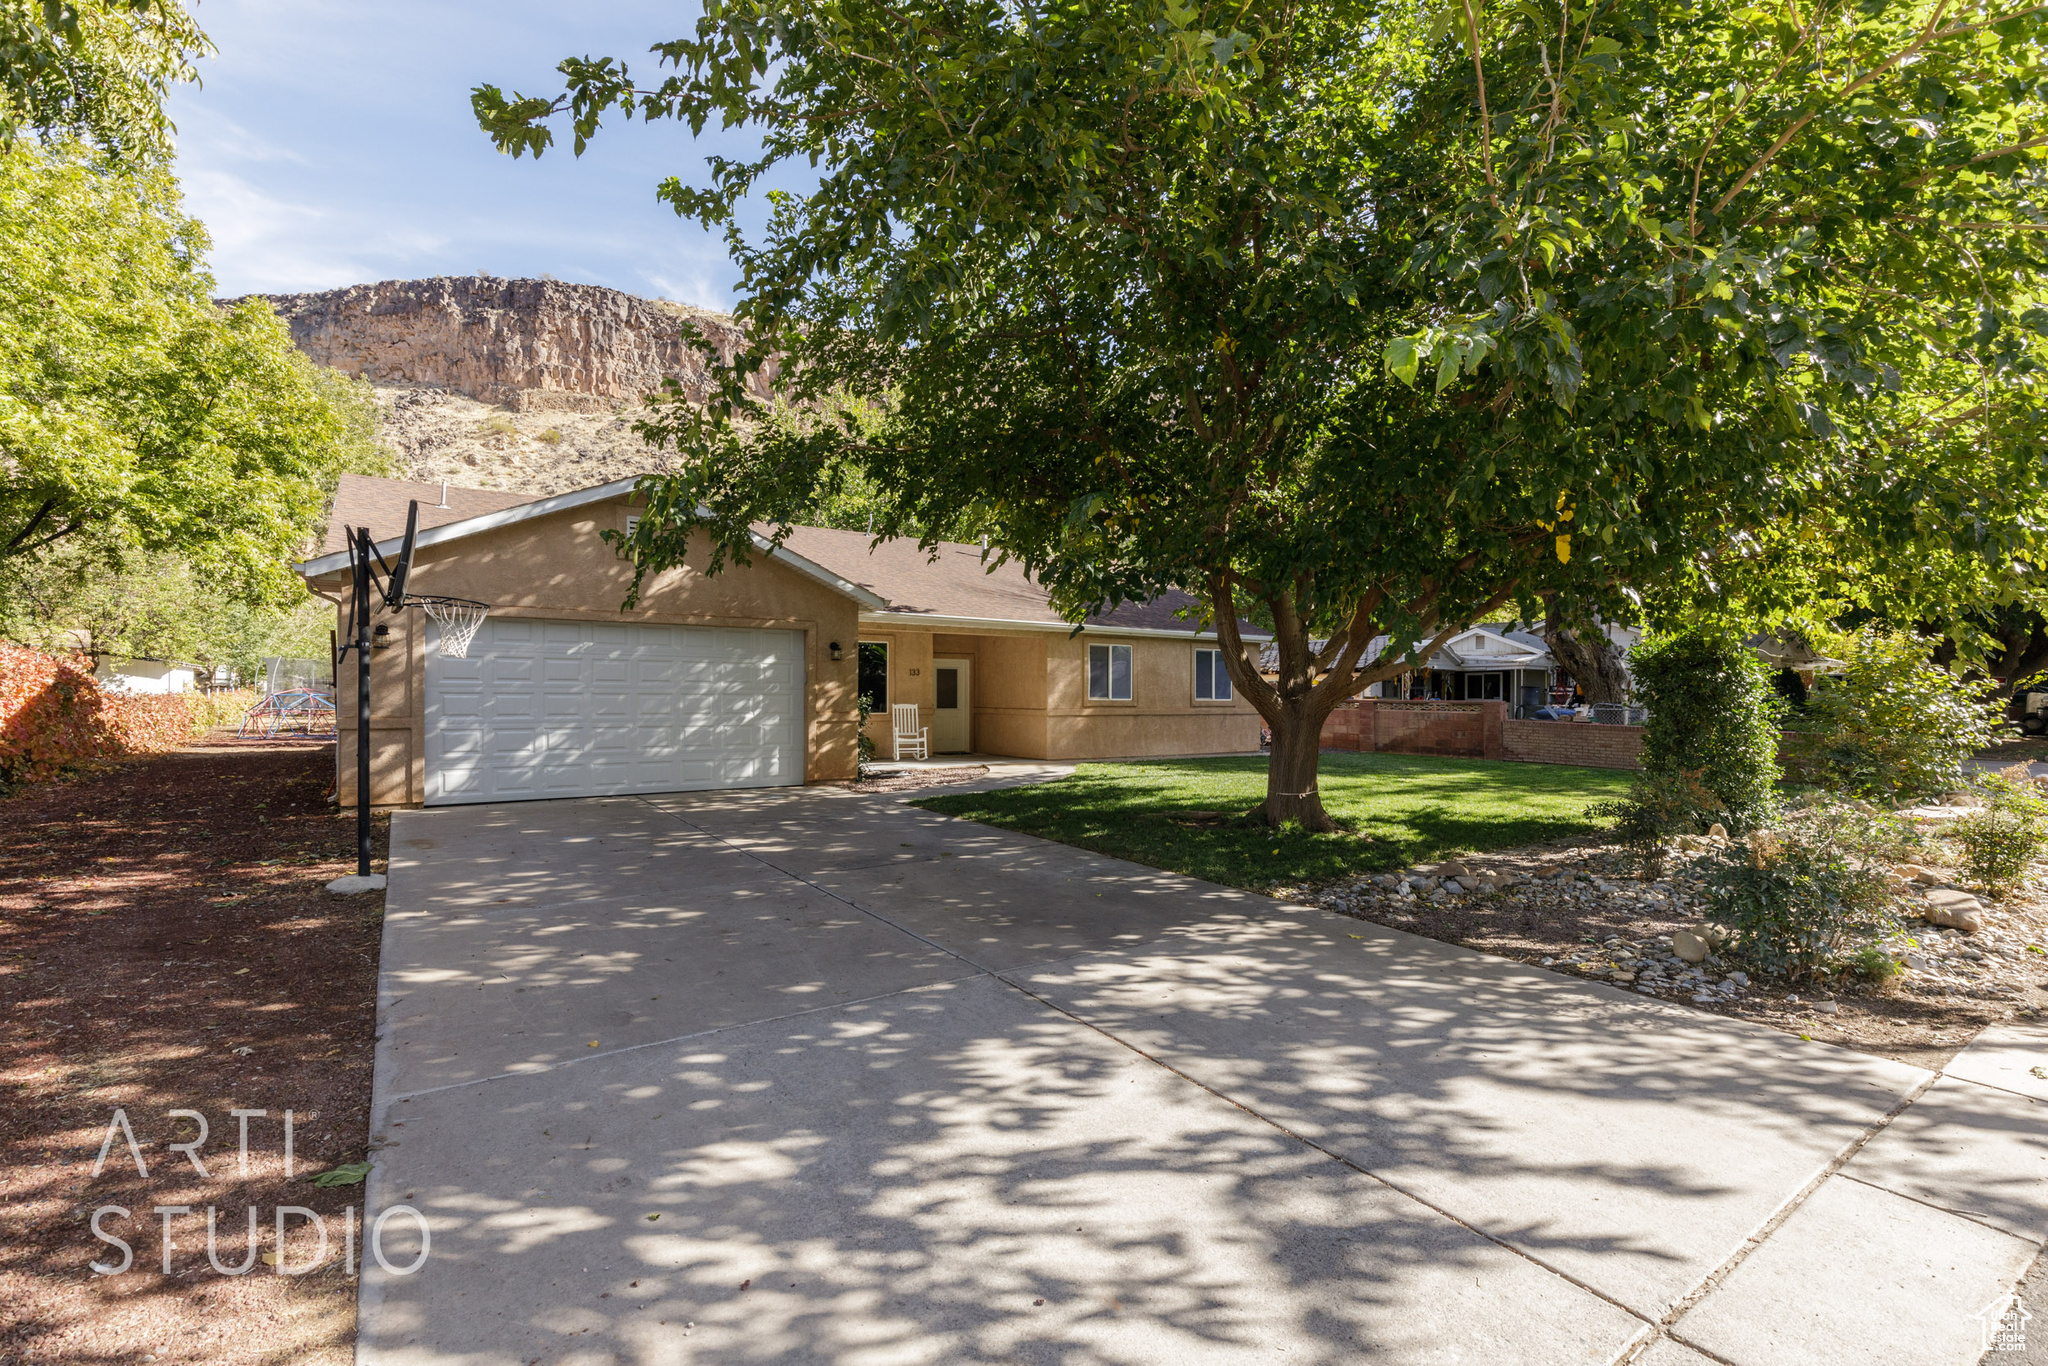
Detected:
left=1290, top=832, right=2048, bottom=1067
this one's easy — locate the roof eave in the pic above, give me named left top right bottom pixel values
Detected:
left=297, top=476, right=643, bottom=579
left=296, top=479, right=891, bottom=610
left=856, top=608, right=1270, bottom=641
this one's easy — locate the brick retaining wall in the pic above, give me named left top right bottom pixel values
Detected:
left=1321, top=698, right=1644, bottom=770
left=1500, top=717, right=1644, bottom=770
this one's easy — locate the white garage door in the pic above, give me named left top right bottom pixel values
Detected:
left=424, top=618, right=803, bottom=806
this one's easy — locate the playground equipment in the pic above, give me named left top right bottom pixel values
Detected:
left=236, top=688, right=337, bottom=738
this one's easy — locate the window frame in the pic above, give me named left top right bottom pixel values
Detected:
left=1087, top=642, right=1133, bottom=702
left=1193, top=647, right=1234, bottom=703
left=857, top=640, right=890, bottom=712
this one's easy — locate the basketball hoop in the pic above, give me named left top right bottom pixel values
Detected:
left=408, top=594, right=491, bottom=658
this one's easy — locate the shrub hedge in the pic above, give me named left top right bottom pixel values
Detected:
left=0, top=643, right=237, bottom=788
left=1631, top=627, right=1785, bottom=831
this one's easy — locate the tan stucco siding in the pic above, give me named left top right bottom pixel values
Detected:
left=933, top=631, right=1049, bottom=758
left=1043, top=632, right=1262, bottom=760
left=850, top=624, right=1259, bottom=762
left=854, top=625, right=939, bottom=758
left=321, top=498, right=862, bottom=806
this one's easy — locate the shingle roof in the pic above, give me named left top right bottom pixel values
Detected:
left=314, top=475, right=1260, bottom=638
left=774, top=526, right=1236, bottom=634
left=321, top=475, right=535, bottom=554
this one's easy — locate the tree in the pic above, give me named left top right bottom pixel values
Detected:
left=1540, top=600, right=1632, bottom=705
left=479, top=0, right=2048, bottom=828
left=0, top=544, right=336, bottom=683
left=0, top=0, right=209, bottom=161
left=0, top=143, right=387, bottom=612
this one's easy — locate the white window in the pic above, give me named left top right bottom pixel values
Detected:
left=1087, top=643, right=1132, bottom=700
left=1194, top=647, right=1234, bottom=701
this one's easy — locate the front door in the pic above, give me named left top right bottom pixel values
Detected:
left=932, top=657, right=971, bottom=752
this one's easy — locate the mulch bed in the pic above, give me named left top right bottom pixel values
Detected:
left=0, top=738, right=385, bottom=1365
left=844, top=764, right=990, bottom=793
left=1306, top=834, right=2048, bottom=1071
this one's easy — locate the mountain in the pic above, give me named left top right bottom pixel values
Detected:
left=246, top=276, right=770, bottom=497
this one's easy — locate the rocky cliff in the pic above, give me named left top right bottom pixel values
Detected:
left=244, top=276, right=777, bottom=497
left=252, top=275, right=773, bottom=410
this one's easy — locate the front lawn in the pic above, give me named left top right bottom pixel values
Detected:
left=917, top=751, right=1632, bottom=891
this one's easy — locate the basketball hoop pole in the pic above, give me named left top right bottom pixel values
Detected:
left=350, top=524, right=375, bottom=879
left=329, top=499, right=485, bottom=892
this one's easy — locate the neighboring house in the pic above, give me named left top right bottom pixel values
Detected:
left=1363, top=626, right=1566, bottom=708
left=1259, top=621, right=1645, bottom=709
left=95, top=658, right=199, bottom=695
left=298, top=475, right=1265, bottom=807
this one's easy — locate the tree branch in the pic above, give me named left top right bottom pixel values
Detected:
left=4, top=498, right=58, bottom=554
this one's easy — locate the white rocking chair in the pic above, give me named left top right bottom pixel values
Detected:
left=890, top=703, right=929, bottom=760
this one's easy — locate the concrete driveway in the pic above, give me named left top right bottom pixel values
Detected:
left=358, top=777, right=2048, bottom=1365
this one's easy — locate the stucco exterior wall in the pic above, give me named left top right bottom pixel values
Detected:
left=1043, top=632, right=1261, bottom=760
left=319, top=495, right=862, bottom=807
left=853, top=626, right=1260, bottom=761
left=855, top=624, right=938, bottom=759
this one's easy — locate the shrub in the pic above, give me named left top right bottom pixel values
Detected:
left=1591, top=768, right=1723, bottom=869
left=1632, top=628, right=1784, bottom=831
left=103, top=693, right=200, bottom=753
left=1704, top=823, right=1899, bottom=981
left=538, top=427, right=564, bottom=446
left=189, top=688, right=260, bottom=731
left=1, top=644, right=224, bottom=790
left=855, top=689, right=876, bottom=779
left=1, top=644, right=114, bottom=785
left=1848, top=942, right=1903, bottom=984
left=1952, top=774, right=2048, bottom=892
left=1781, top=629, right=2006, bottom=802
left=480, top=413, right=516, bottom=436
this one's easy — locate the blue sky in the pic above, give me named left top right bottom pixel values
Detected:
left=169, top=1, right=780, bottom=305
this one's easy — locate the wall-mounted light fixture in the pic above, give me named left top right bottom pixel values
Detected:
left=829, top=640, right=844, bottom=661
left=372, top=624, right=393, bottom=650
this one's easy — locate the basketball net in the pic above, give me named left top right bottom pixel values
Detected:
left=409, top=596, right=491, bottom=658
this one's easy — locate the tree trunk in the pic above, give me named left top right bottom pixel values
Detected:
left=1543, top=609, right=1631, bottom=704
left=1262, top=697, right=1336, bottom=830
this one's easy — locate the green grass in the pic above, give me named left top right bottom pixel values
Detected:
left=917, top=752, right=1632, bottom=891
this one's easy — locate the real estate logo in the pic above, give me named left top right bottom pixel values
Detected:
left=85, top=1107, right=427, bottom=1277
left=1976, top=1291, right=2032, bottom=1354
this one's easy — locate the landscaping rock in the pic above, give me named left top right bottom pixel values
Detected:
left=1924, top=890, right=1987, bottom=933
left=1672, top=930, right=1710, bottom=963
left=1436, top=860, right=1473, bottom=880
left=1812, top=1001, right=1840, bottom=1015
left=1707, top=822, right=1728, bottom=840
left=326, top=873, right=387, bottom=895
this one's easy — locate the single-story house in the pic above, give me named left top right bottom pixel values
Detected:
left=1363, top=626, right=1563, bottom=708
left=94, top=657, right=200, bottom=695
left=1261, top=621, right=1646, bottom=710
left=299, top=474, right=1264, bottom=807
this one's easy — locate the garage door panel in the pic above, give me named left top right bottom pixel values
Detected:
left=426, top=619, right=803, bottom=805
left=489, top=620, right=538, bottom=645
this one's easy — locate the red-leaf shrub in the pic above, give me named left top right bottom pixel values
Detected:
left=0, top=644, right=220, bottom=788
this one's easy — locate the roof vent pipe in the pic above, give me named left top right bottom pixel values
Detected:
left=438, top=482, right=449, bottom=508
